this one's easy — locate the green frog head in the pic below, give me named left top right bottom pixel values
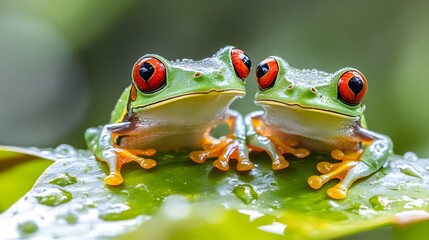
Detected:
left=129, top=46, right=251, bottom=113
left=254, top=56, right=367, bottom=118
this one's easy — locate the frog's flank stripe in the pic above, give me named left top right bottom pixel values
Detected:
left=255, top=99, right=359, bottom=118
left=131, top=89, right=245, bottom=112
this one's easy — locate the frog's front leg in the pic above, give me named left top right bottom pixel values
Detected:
left=189, top=110, right=254, bottom=171
left=245, top=111, right=310, bottom=170
left=308, top=130, right=393, bottom=199
left=85, top=122, right=157, bottom=186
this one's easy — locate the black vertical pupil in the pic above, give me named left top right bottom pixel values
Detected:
left=348, top=76, right=363, bottom=96
left=241, top=54, right=251, bottom=70
left=256, top=63, right=269, bottom=79
left=139, top=62, right=154, bottom=81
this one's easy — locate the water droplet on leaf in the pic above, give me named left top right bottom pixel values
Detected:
left=63, top=212, right=78, bottom=224
left=369, top=195, right=390, bottom=210
left=233, top=184, right=258, bottom=204
left=99, top=203, right=134, bottom=221
left=17, top=220, right=38, bottom=234
left=404, top=152, right=418, bottom=162
left=398, top=164, right=423, bottom=179
left=49, top=173, right=77, bottom=186
left=35, top=188, right=72, bottom=206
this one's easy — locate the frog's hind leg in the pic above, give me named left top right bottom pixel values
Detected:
left=308, top=135, right=392, bottom=199
left=245, top=111, right=310, bottom=170
left=199, top=128, right=221, bottom=148
left=308, top=149, right=361, bottom=197
left=312, top=149, right=363, bottom=174
left=326, top=161, right=376, bottom=199
left=190, top=110, right=254, bottom=171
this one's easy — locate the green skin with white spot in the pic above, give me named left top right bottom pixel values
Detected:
left=85, top=46, right=249, bottom=185
left=245, top=56, right=393, bottom=199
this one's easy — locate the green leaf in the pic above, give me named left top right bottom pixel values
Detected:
left=0, top=146, right=428, bottom=239
left=0, top=146, right=53, bottom=212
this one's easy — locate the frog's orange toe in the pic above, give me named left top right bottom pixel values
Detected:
left=189, top=151, right=209, bottom=164
left=143, top=148, right=157, bottom=156
left=327, top=186, right=347, bottom=200
left=294, top=148, right=310, bottom=158
left=307, top=175, right=325, bottom=189
left=237, top=160, right=254, bottom=171
left=272, top=159, right=289, bottom=170
left=331, top=149, right=345, bottom=160
left=139, top=159, right=157, bottom=169
left=213, top=159, right=230, bottom=171
left=104, top=172, right=123, bottom=186
left=316, top=161, right=335, bottom=174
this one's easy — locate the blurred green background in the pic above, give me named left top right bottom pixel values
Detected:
left=1, top=0, right=429, bottom=156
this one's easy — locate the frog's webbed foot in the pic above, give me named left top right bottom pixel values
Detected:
left=308, top=149, right=363, bottom=199
left=190, top=135, right=253, bottom=171
left=245, top=112, right=309, bottom=170
left=248, top=134, right=310, bottom=170
left=98, top=148, right=157, bottom=186
left=270, top=137, right=310, bottom=169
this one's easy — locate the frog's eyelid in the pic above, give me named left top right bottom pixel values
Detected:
left=256, top=57, right=279, bottom=90
left=231, top=48, right=251, bottom=80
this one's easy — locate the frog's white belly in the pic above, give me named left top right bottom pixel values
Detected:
left=119, top=93, right=239, bottom=151
left=261, top=104, right=361, bottom=152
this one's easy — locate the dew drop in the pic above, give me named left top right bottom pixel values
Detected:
left=53, top=144, right=77, bottom=155
left=17, top=220, right=38, bottom=234
left=404, top=152, right=418, bottom=162
left=63, top=211, right=78, bottom=224
left=35, top=188, right=72, bottom=206
left=132, top=183, right=150, bottom=194
left=369, top=195, right=390, bottom=211
left=398, top=164, right=423, bottom=179
left=98, top=203, right=132, bottom=221
left=232, top=184, right=258, bottom=204
left=49, top=173, right=77, bottom=186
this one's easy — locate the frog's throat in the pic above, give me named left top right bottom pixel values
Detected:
left=255, top=99, right=359, bottom=118
left=131, top=89, right=245, bottom=112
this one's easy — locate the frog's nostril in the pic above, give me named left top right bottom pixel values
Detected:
left=287, top=84, right=293, bottom=90
left=310, top=87, right=317, bottom=93
left=193, top=72, right=202, bottom=78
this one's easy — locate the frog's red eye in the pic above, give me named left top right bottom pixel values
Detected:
left=256, top=57, right=278, bottom=90
left=231, top=48, right=251, bottom=80
left=132, top=57, right=166, bottom=93
left=337, top=70, right=367, bottom=106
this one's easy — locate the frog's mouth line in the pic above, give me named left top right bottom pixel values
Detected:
left=132, top=89, right=245, bottom=111
left=255, top=99, right=358, bottom=118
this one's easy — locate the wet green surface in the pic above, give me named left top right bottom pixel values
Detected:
left=0, top=146, right=428, bottom=239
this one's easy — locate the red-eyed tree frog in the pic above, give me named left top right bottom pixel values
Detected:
left=245, top=56, right=393, bottom=199
left=85, top=46, right=254, bottom=186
